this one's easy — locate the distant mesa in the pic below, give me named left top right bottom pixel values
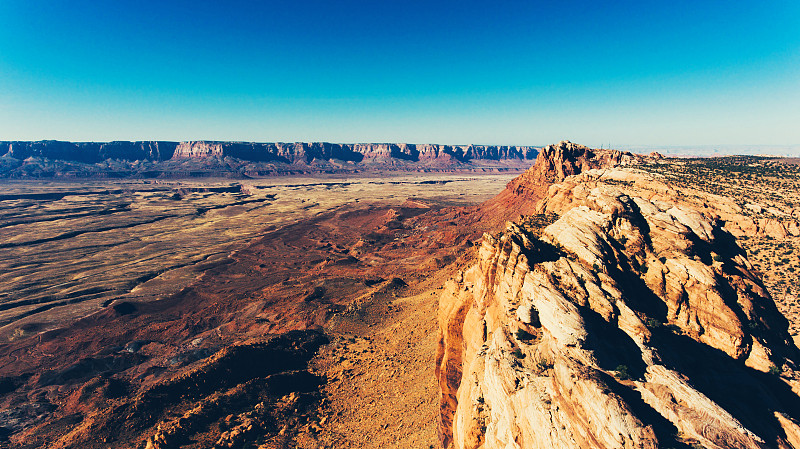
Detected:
left=1, top=140, right=178, bottom=163
left=0, top=140, right=540, bottom=177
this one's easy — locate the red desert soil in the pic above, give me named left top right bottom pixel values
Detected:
left=0, top=195, right=483, bottom=448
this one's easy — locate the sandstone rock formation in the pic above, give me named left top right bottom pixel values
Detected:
left=171, top=141, right=536, bottom=165
left=0, top=140, right=541, bottom=178
left=438, top=151, right=800, bottom=448
left=0, top=140, right=179, bottom=163
left=1, top=140, right=537, bottom=167
left=477, top=141, right=642, bottom=229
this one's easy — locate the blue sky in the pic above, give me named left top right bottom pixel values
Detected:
left=1, top=1, right=799, bottom=148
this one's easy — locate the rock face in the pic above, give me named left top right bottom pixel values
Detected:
left=477, top=141, right=642, bottom=230
left=0, top=140, right=540, bottom=178
left=437, top=150, right=800, bottom=448
left=172, top=141, right=365, bottom=163
left=1, top=140, right=536, bottom=165
left=1, top=141, right=179, bottom=162
left=507, top=140, right=640, bottom=189
left=172, top=141, right=537, bottom=165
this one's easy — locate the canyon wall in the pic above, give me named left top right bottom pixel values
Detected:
left=0, top=141, right=180, bottom=163
left=164, top=141, right=538, bottom=165
left=0, top=140, right=537, bottom=165
left=438, top=147, right=800, bottom=448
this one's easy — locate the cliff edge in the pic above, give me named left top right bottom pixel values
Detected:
left=438, top=148, right=800, bottom=448
left=476, top=141, right=642, bottom=230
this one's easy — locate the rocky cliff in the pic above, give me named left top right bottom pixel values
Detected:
left=1, top=140, right=536, bottom=165
left=171, top=141, right=537, bottom=165
left=0, top=140, right=539, bottom=178
left=477, top=140, right=642, bottom=230
left=438, top=150, right=800, bottom=448
left=0, top=141, right=179, bottom=163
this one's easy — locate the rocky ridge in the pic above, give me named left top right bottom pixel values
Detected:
left=476, top=141, right=643, bottom=230
left=438, top=149, right=800, bottom=448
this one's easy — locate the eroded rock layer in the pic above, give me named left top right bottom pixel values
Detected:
left=0, top=141, right=536, bottom=165
left=0, top=140, right=540, bottom=178
left=172, top=141, right=537, bottom=165
left=438, top=164, right=800, bottom=448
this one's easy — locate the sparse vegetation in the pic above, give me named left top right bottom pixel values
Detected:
left=641, top=156, right=800, bottom=338
left=614, top=364, right=631, bottom=380
left=535, top=358, right=554, bottom=374
left=515, top=328, right=535, bottom=342
left=519, top=213, right=560, bottom=235
left=645, top=318, right=662, bottom=329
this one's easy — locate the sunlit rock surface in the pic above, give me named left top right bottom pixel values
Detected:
left=438, top=150, right=800, bottom=449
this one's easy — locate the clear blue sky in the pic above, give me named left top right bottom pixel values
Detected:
left=1, top=0, right=799, bottom=148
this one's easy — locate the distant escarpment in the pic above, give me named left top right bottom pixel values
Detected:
left=0, top=140, right=538, bottom=178
left=1, top=141, right=179, bottom=163
left=171, top=141, right=536, bottom=165
left=438, top=146, right=800, bottom=448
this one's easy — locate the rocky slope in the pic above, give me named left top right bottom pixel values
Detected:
left=438, top=151, right=800, bottom=448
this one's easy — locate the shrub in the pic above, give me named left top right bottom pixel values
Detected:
left=512, top=348, right=525, bottom=359
left=769, top=365, right=782, bottom=376
left=748, top=321, right=763, bottom=333
left=713, top=254, right=724, bottom=262
left=536, top=358, right=553, bottom=374
left=645, top=318, right=662, bottom=329
left=614, top=364, right=631, bottom=380
left=515, top=329, right=534, bottom=342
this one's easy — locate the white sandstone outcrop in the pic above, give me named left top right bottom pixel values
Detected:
left=438, top=165, right=800, bottom=449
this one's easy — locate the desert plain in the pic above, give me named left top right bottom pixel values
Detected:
left=0, top=173, right=519, bottom=340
